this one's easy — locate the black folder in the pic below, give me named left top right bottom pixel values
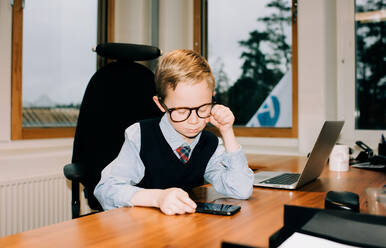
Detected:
left=269, top=205, right=386, bottom=248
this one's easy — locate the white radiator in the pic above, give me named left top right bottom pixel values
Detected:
left=0, top=173, right=91, bottom=237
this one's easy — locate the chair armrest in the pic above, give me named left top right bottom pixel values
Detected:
left=63, top=163, right=86, bottom=181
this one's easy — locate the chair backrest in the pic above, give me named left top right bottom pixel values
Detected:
left=71, top=44, right=162, bottom=210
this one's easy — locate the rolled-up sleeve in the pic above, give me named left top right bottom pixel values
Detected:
left=204, top=139, right=254, bottom=199
left=94, top=123, right=146, bottom=210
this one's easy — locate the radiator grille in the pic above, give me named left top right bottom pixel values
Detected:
left=0, top=174, right=80, bottom=237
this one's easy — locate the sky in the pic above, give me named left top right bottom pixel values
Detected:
left=208, top=0, right=291, bottom=85
left=22, top=0, right=97, bottom=106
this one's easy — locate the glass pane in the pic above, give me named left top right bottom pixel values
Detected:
left=208, top=0, right=292, bottom=127
left=22, top=0, right=98, bottom=128
left=355, top=0, right=386, bottom=130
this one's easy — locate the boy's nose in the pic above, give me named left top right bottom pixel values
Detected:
left=187, top=110, right=199, bottom=124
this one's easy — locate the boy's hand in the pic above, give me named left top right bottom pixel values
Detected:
left=209, top=104, right=240, bottom=153
left=209, top=104, right=235, bottom=134
left=158, top=188, right=197, bottom=215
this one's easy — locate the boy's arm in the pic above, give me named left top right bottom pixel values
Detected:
left=204, top=142, right=254, bottom=199
left=94, top=124, right=146, bottom=210
left=206, top=105, right=254, bottom=199
left=131, top=188, right=196, bottom=215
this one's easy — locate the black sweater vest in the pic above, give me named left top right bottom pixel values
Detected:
left=136, top=118, right=218, bottom=191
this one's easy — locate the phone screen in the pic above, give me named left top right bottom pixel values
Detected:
left=195, top=202, right=241, bottom=216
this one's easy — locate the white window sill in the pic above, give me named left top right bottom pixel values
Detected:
left=237, top=137, right=300, bottom=155
left=0, top=139, right=73, bottom=181
left=0, top=138, right=73, bottom=157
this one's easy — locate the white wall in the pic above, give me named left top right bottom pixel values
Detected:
left=114, top=0, right=193, bottom=52
left=297, top=0, right=338, bottom=154
left=0, top=1, right=12, bottom=141
left=158, top=0, right=193, bottom=52
left=337, top=0, right=356, bottom=147
left=114, top=0, right=152, bottom=45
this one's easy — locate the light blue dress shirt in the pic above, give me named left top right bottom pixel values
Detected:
left=94, top=114, right=254, bottom=210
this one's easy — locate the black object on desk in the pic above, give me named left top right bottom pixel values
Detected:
left=379, top=134, right=386, bottom=156
left=269, top=205, right=386, bottom=248
left=350, top=140, right=386, bottom=169
left=379, top=143, right=386, bottom=156
left=221, top=242, right=258, bottom=248
left=353, top=140, right=373, bottom=162
left=356, top=140, right=374, bottom=156
left=325, top=191, right=359, bottom=212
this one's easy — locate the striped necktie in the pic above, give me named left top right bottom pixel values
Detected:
left=176, top=145, right=191, bottom=164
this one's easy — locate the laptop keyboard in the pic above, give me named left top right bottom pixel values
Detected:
left=260, top=173, right=301, bottom=185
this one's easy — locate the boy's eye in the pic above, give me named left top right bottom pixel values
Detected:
left=175, top=109, right=189, bottom=115
left=198, top=105, right=210, bottom=113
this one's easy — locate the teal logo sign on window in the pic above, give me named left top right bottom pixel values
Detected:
left=257, top=96, right=280, bottom=126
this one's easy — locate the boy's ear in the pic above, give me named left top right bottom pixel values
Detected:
left=153, top=96, right=166, bottom=112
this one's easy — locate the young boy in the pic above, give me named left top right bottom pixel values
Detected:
left=94, top=49, right=254, bottom=215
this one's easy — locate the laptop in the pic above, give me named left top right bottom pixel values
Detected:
left=254, top=121, right=344, bottom=189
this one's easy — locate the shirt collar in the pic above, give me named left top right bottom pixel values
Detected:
left=159, top=113, right=201, bottom=151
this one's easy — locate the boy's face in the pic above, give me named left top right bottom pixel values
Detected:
left=153, top=81, right=213, bottom=144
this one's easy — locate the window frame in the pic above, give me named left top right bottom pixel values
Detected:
left=11, top=0, right=115, bottom=140
left=193, top=0, right=298, bottom=138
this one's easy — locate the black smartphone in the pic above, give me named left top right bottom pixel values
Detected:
left=195, top=202, right=241, bottom=216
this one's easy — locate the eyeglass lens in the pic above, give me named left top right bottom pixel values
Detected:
left=170, top=104, right=212, bottom=122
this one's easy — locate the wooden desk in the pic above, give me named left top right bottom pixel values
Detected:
left=1, top=155, right=385, bottom=248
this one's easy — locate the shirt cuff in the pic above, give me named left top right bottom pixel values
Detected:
left=114, top=186, right=144, bottom=208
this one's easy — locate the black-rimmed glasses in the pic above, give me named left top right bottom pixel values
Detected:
left=159, top=97, right=216, bottom=122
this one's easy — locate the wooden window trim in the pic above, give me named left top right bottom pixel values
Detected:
left=11, top=0, right=115, bottom=140
left=11, top=0, right=23, bottom=140
left=194, top=0, right=298, bottom=138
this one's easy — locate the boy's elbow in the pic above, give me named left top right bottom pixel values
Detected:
left=226, top=181, right=253, bottom=199
left=93, top=183, right=107, bottom=209
left=235, top=186, right=253, bottom=199
left=236, top=173, right=254, bottom=199
left=225, top=173, right=254, bottom=199
left=93, top=187, right=102, bottom=205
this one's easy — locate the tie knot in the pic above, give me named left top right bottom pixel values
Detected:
left=176, top=145, right=191, bottom=164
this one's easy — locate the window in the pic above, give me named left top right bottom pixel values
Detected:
left=11, top=0, right=114, bottom=140
left=337, top=0, right=384, bottom=146
left=194, top=0, right=298, bottom=137
left=355, top=0, right=385, bottom=130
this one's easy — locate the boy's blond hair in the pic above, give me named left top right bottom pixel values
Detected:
left=154, top=49, right=215, bottom=99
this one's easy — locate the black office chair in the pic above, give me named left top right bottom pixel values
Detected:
left=64, top=43, right=162, bottom=218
